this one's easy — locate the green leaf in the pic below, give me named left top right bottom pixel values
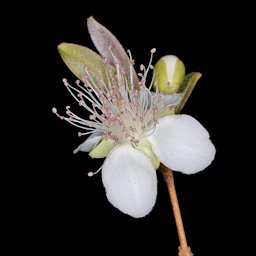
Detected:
left=175, top=72, right=202, bottom=114
left=58, top=43, right=115, bottom=82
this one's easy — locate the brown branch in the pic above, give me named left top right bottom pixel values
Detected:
left=160, top=165, right=193, bottom=256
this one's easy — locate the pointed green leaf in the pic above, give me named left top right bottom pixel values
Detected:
left=175, top=72, right=202, bottom=114
left=58, top=42, right=115, bottom=82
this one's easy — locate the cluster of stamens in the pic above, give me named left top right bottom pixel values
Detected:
left=53, top=49, right=167, bottom=147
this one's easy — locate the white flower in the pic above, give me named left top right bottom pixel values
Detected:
left=53, top=17, right=216, bottom=218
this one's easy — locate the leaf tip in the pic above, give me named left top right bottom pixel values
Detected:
left=57, top=42, right=68, bottom=54
left=196, top=72, right=202, bottom=79
left=87, top=15, right=95, bottom=22
left=87, top=15, right=98, bottom=29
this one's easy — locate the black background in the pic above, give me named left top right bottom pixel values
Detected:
left=10, top=2, right=251, bottom=255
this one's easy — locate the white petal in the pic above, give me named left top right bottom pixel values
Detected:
left=148, top=115, right=216, bottom=174
left=102, top=144, right=157, bottom=218
left=73, top=132, right=102, bottom=154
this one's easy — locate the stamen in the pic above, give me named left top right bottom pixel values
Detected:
left=127, top=49, right=135, bottom=84
left=52, top=107, right=64, bottom=120
left=78, top=131, right=94, bottom=137
left=141, top=48, right=157, bottom=85
left=150, top=48, right=156, bottom=53
left=87, top=165, right=103, bottom=177
left=54, top=47, right=172, bottom=153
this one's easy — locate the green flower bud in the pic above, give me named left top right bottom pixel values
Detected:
left=153, top=55, right=185, bottom=94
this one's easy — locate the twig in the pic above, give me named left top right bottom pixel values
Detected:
left=160, top=165, right=193, bottom=256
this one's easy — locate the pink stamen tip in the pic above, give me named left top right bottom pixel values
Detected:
left=62, top=78, right=69, bottom=86
left=89, top=115, right=96, bottom=120
left=87, top=172, right=94, bottom=177
left=52, top=107, right=57, bottom=113
left=78, top=132, right=82, bottom=137
left=151, top=48, right=156, bottom=53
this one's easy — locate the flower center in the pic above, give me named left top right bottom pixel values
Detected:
left=53, top=49, right=169, bottom=147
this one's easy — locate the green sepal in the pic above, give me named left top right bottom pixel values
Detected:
left=137, top=139, right=160, bottom=169
left=89, top=138, right=115, bottom=158
left=58, top=43, right=115, bottom=82
left=175, top=72, right=202, bottom=114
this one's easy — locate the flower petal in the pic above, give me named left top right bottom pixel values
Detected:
left=102, top=144, right=157, bottom=218
left=148, top=115, right=216, bottom=174
left=73, top=132, right=102, bottom=154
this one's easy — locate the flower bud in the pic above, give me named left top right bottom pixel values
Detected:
left=153, top=55, right=185, bottom=94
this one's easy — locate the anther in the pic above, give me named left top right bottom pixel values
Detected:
left=87, top=165, right=103, bottom=177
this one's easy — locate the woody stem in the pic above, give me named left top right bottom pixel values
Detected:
left=160, top=165, right=193, bottom=256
